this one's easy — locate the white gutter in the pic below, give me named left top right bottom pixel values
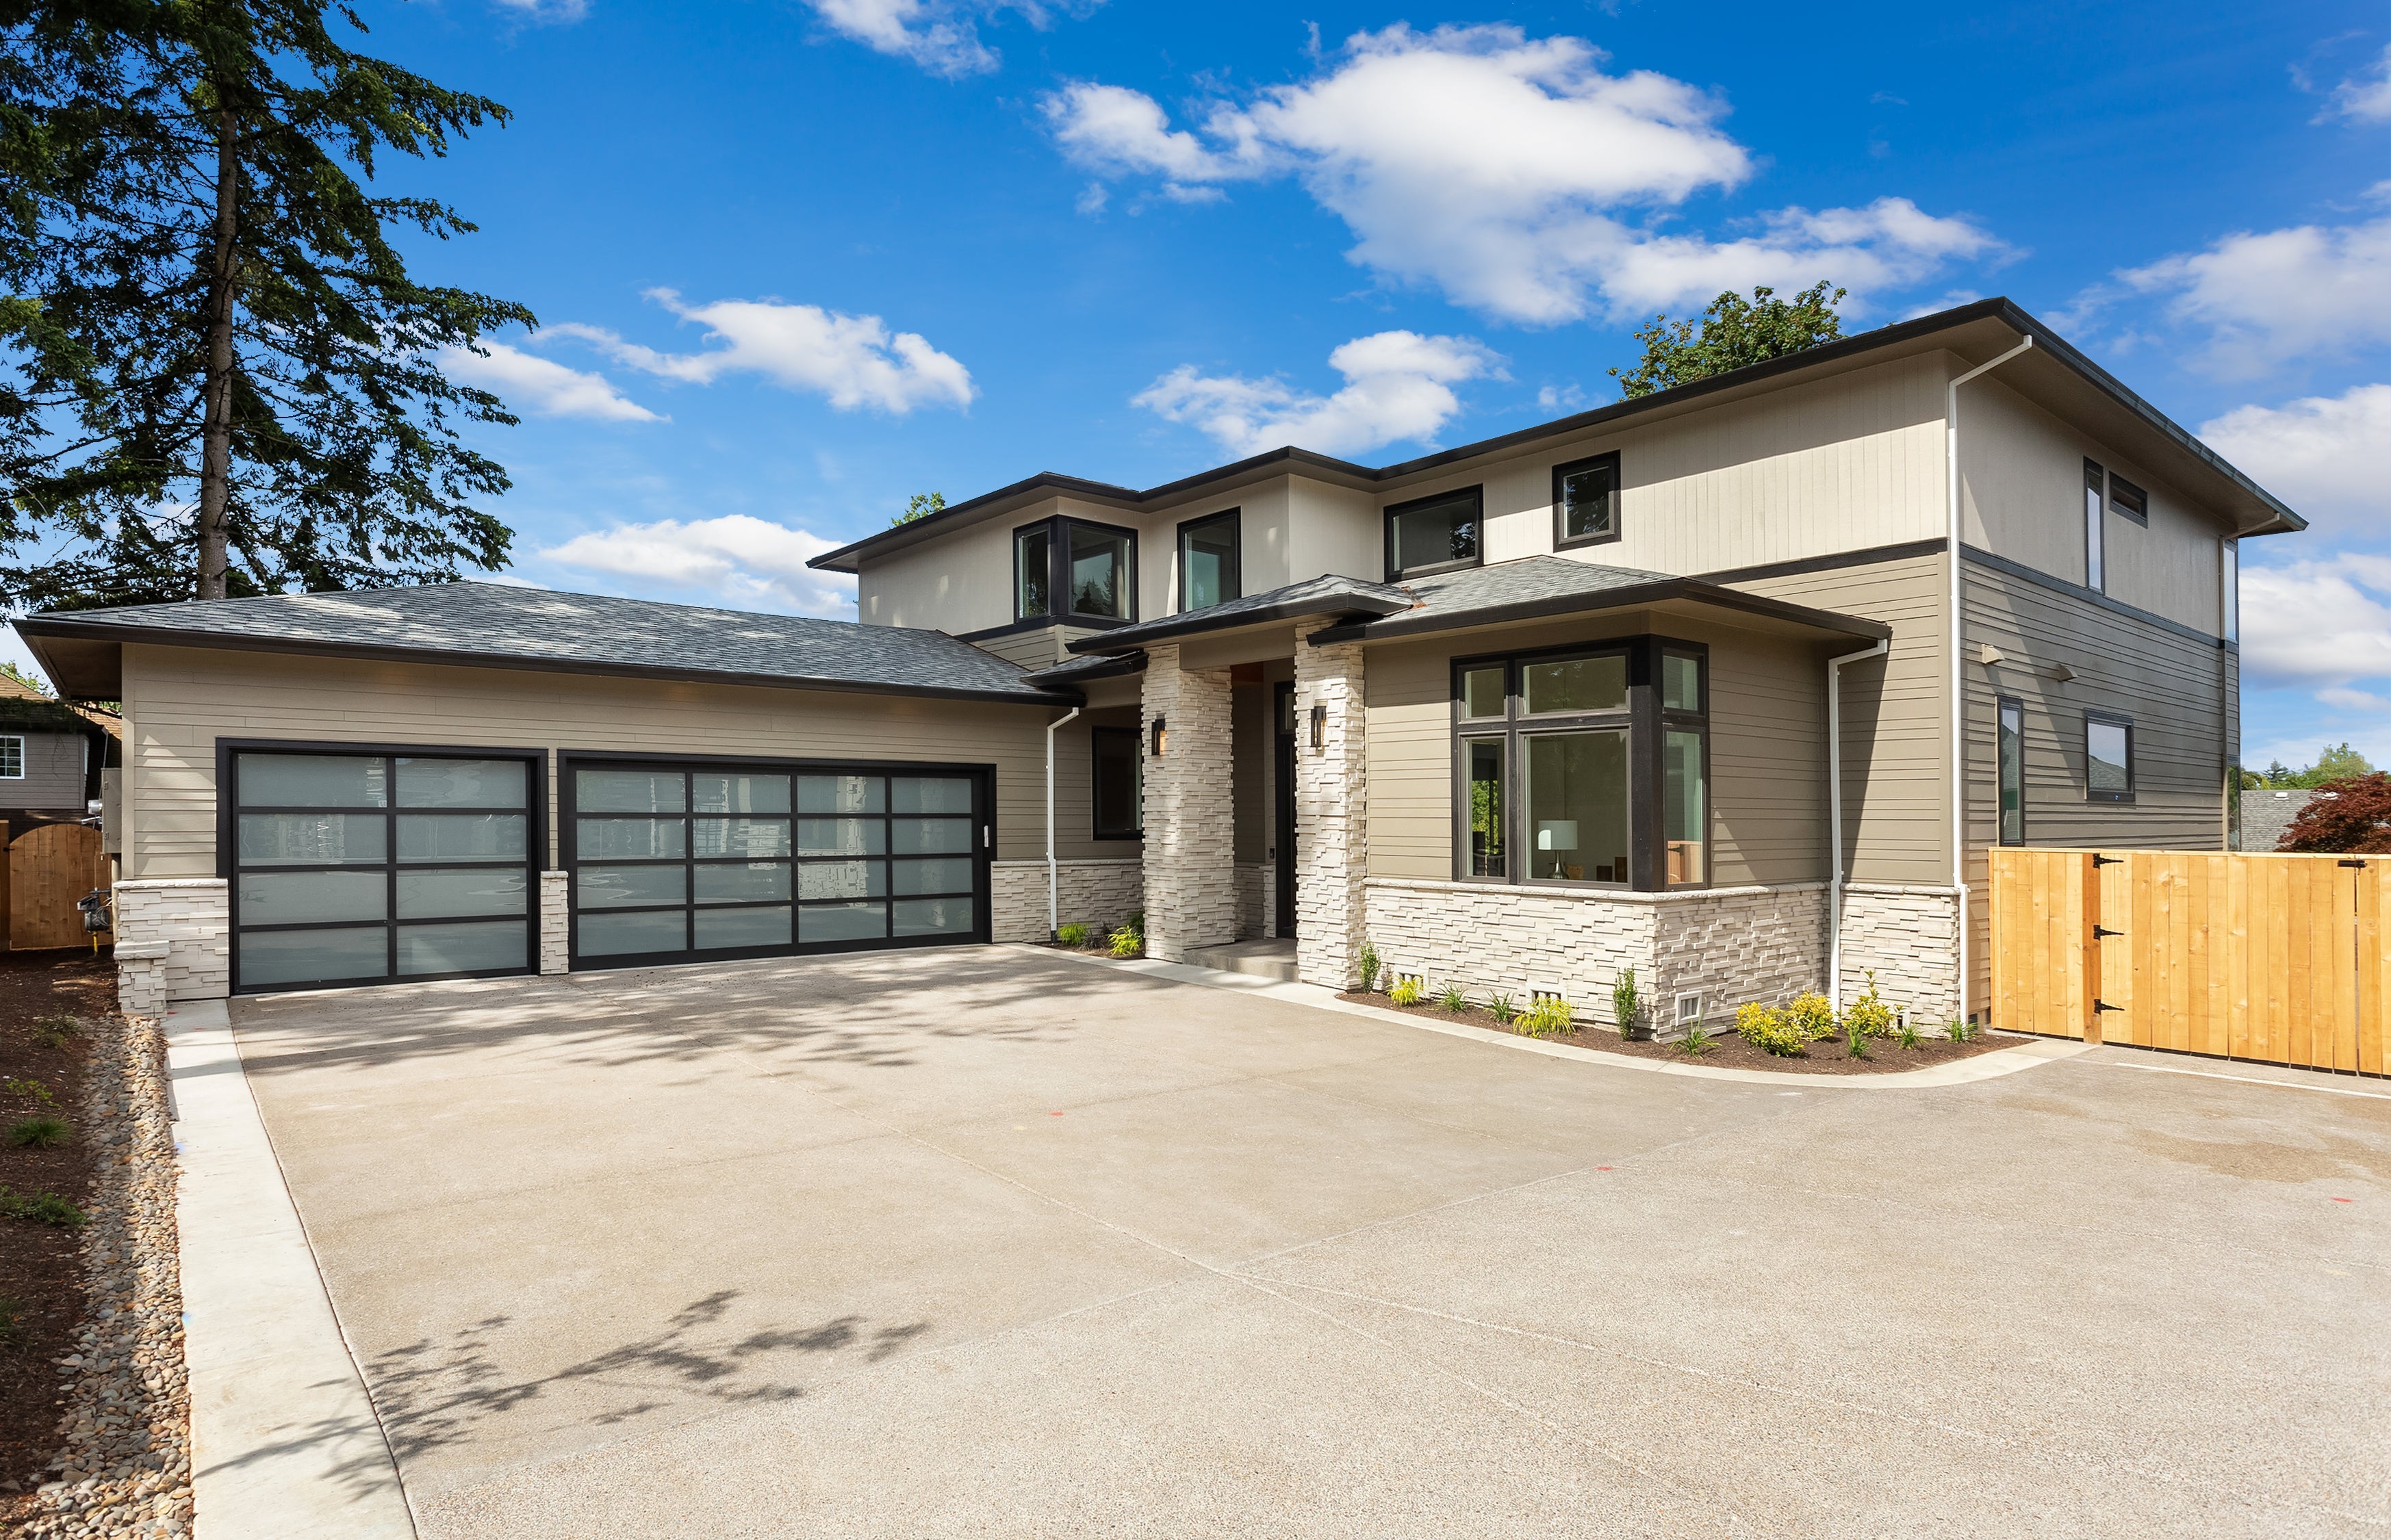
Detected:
left=1826, top=635, right=1890, bottom=1005
left=1946, top=336, right=2034, bottom=1023
left=1045, top=706, right=1081, bottom=938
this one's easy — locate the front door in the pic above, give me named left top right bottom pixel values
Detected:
left=1274, top=682, right=1297, bottom=938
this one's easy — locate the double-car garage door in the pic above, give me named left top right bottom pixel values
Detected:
left=229, top=747, right=990, bottom=994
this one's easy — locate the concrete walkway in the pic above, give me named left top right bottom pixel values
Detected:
left=213, top=948, right=2388, bottom=1539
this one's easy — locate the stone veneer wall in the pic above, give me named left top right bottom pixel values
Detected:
left=1294, top=629, right=1367, bottom=988
left=1364, top=879, right=1829, bottom=1034
left=1139, top=643, right=1238, bottom=963
left=112, top=879, right=229, bottom=1016
left=1837, top=883, right=1961, bottom=1023
left=539, top=870, right=570, bottom=975
left=990, top=858, right=1145, bottom=945
left=1233, top=863, right=1275, bottom=940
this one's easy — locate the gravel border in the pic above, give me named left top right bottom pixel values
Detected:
left=18, top=1013, right=191, bottom=1540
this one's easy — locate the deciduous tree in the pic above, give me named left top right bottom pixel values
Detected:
left=2277, top=772, right=2391, bottom=854
left=1609, top=281, right=1847, bottom=400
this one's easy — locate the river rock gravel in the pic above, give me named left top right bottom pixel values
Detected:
left=16, top=1012, right=190, bottom=1540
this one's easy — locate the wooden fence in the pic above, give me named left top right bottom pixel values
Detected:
left=0, top=821, right=114, bottom=951
left=1989, top=847, right=2386, bottom=1075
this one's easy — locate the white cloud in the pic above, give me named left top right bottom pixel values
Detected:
left=806, top=0, right=1085, bottom=77
left=548, top=291, right=974, bottom=413
left=2201, top=383, right=2390, bottom=535
left=2108, top=213, right=2391, bottom=375
left=1133, top=331, right=1503, bottom=459
left=2323, top=43, right=2391, bottom=123
left=490, top=0, right=588, bottom=22
left=539, top=515, right=858, bottom=617
left=2239, top=556, right=2391, bottom=691
left=439, top=342, right=661, bottom=423
left=1045, top=25, right=2004, bottom=324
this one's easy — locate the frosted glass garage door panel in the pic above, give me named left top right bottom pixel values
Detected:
left=240, top=814, right=387, bottom=866
left=397, top=814, right=528, bottom=863
left=800, top=902, right=886, bottom=942
left=239, top=754, right=386, bottom=808
left=398, top=921, right=528, bottom=976
left=798, top=819, right=884, bottom=856
left=891, top=777, right=973, bottom=814
left=396, top=758, right=527, bottom=808
left=239, top=927, right=387, bottom=987
left=691, top=819, right=791, bottom=858
left=578, top=769, right=686, bottom=812
left=698, top=863, right=795, bottom=903
left=891, top=858, right=971, bottom=896
left=397, top=869, right=528, bottom=920
left=578, top=819, right=685, bottom=860
left=795, top=862, right=883, bottom=901
left=893, top=897, right=974, bottom=936
left=797, top=775, right=884, bottom=814
left=693, top=774, right=791, bottom=814
left=892, top=819, right=973, bottom=855
left=238, top=870, right=386, bottom=925
left=577, top=910, right=687, bottom=956
left=578, top=865, right=687, bottom=908
left=694, top=906, right=793, bottom=949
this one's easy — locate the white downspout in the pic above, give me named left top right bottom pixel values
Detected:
left=1045, top=706, right=1080, bottom=939
left=1946, top=336, right=2034, bottom=1023
left=1827, top=636, right=1889, bottom=1006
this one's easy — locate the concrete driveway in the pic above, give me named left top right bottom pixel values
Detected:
left=229, top=947, right=2390, bottom=1539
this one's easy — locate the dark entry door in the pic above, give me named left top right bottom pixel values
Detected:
left=1273, top=683, right=1297, bottom=938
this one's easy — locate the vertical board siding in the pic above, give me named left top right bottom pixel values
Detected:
left=1989, top=848, right=2386, bottom=1075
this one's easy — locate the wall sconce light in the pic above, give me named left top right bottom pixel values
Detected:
left=1150, top=715, right=1167, bottom=758
left=1309, top=702, right=1327, bottom=750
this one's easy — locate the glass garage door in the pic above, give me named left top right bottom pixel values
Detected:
left=567, top=763, right=984, bottom=968
left=231, top=751, right=536, bottom=992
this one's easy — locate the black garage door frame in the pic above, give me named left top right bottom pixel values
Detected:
left=559, top=749, right=996, bottom=973
left=217, top=737, right=550, bottom=996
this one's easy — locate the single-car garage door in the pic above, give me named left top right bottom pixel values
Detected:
left=565, top=759, right=988, bottom=969
left=229, top=747, right=539, bottom=993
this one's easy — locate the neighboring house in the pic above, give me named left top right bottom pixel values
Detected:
left=0, top=674, right=113, bottom=834
left=14, top=298, right=2300, bottom=1026
left=2239, top=787, right=2318, bottom=853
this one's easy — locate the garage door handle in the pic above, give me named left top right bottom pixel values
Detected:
left=984, top=824, right=991, bottom=849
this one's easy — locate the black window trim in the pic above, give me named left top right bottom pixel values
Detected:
left=1552, top=450, right=1623, bottom=552
left=1090, top=725, right=1143, bottom=841
left=2084, top=708, right=2135, bottom=804
left=1013, top=514, right=1142, bottom=626
left=1175, top=507, right=1242, bottom=615
left=1446, top=636, right=1710, bottom=893
left=2083, top=457, right=2107, bottom=593
left=1385, top=484, right=1485, bottom=582
left=217, top=737, right=550, bottom=996
left=1997, top=694, right=2026, bottom=846
left=2107, top=472, right=2149, bottom=527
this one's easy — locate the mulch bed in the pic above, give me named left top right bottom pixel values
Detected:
left=1335, top=990, right=2017, bottom=1075
left=0, top=950, right=114, bottom=1502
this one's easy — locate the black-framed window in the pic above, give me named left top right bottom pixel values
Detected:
left=1092, top=728, right=1142, bottom=839
left=1014, top=517, right=1138, bottom=624
left=1997, top=696, right=2025, bottom=845
left=2108, top=473, right=2148, bottom=526
left=2222, top=538, right=2239, bottom=643
left=1553, top=451, right=1620, bottom=550
left=227, top=745, right=541, bottom=994
left=1451, top=637, right=1708, bottom=891
left=1177, top=509, right=1240, bottom=613
left=2084, top=459, right=2107, bottom=593
left=1385, top=486, right=1481, bottom=580
left=0, top=734, right=20, bottom=779
left=2086, top=712, right=2134, bottom=803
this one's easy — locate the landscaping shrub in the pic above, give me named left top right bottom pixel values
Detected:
left=1735, top=1002, right=1806, bottom=1057
left=1944, top=1018, right=1978, bottom=1043
left=30, top=1015, right=79, bottom=1051
left=1843, top=970, right=1896, bottom=1040
left=1055, top=922, right=1091, bottom=947
left=1388, top=976, right=1424, bottom=1006
left=0, top=1186, right=84, bottom=1227
left=1611, top=966, right=1641, bottom=1038
left=1487, top=992, right=1518, bottom=1027
left=1895, top=1021, right=1922, bottom=1050
left=1786, top=991, right=1837, bottom=1043
left=1358, top=942, right=1381, bottom=993
left=1676, top=1018, right=1713, bottom=1057
left=1520, top=994, right=1573, bottom=1036
left=4, top=1077, right=53, bottom=1104
left=1844, top=1023, right=1871, bottom=1059
left=6, top=1116, right=68, bottom=1148
left=1437, top=983, right=1469, bottom=1012
left=1106, top=925, right=1140, bottom=958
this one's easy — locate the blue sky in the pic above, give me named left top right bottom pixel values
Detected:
left=18, top=0, right=2389, bottom=771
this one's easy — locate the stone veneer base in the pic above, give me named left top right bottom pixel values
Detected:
left=990, top=859, right=1145, bottom=945
left=113, top=878, right=231, bottom=1014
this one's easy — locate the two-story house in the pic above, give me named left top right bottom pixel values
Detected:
left=17, top=298, right=2299, bottom=1026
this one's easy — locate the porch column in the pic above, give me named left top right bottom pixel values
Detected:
left=1139, top=641, right=1236, bottom=962
left=1294, top=627, right=1366, bottom=989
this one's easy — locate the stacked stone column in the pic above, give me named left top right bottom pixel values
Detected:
left=1294, top=628, right=1367, bottom=988
left=1138, top=642, right=1238, bottom=962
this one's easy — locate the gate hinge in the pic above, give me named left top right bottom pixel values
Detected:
left=2092, top=999, right=2123, bottom=1013
left=2340, top=859, right=2369, bottom=869
left=2092, top=854, right=2124, bottom=867
left=2093, top=925, right=2123, bottom=938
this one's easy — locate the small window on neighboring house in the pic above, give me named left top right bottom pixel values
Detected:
left=1177, top=510, right=1240, bottom=612
left=2084, top=459, right=2106, bottom=593
left=2108, top=474, right=2148, bottom=526
left=2086, top=713, right=2133, bottom=803
left=0, top=736, right=21, bottom=778
left=1092, top=728, right=1142, bottom=839
left=1552, top=452, right=1620, bottom=549
left=2222, top=539, right=2239, bottom=642
left=1997, top=697, right=2025, bottom=845
left=1385, top=487, right=1482, bottom=580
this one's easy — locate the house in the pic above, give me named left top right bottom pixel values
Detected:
left=12, top=297, right=2300, bottom=1026
left=2238, top=786, right=2318, bottom=853
left=0, top=673, right=114, bottom=836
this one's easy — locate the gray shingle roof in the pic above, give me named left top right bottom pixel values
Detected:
left=1069, top=573, right=1414, bottom=655
left=1024, top=650, right=1147, bottom=685
left=14, top=582, right=1075, bottom=705
left=2240, top=788, right=2317, bottom=852
left=1306, top=556, right=1891, bottom=644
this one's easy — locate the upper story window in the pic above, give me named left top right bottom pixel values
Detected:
left=2222, top=539, right=2239, bottom=642
left=2083, top=459, right=2107, bottom=593
left=2108, top=474, right=2149, bottom=526
left=1552, top=452, right=1620, bottom=550
left=1177, top=509, right=1240, bottom=613
left=1014, top=517, right=1137, bottom=624
left=1385, top=487, right=1481, bottom=581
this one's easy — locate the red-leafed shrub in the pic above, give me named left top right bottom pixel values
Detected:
left=2277, top=773, right=2391, bottom=854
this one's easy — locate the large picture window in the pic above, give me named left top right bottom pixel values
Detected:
left=1177, top=509, right=1240, bottom=613
left=1014, top=517, right=1138, bottom=624
left=1385, top=487, right=1482, bottom=580
left=1552, top=451, right=1620, bottom=550
left=1451, top=639, right=1708, bottom=890
left=1092, top=728, right=1142, bottom=839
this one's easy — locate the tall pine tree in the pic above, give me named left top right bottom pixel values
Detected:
left=1, top=0, right=530, bottom=608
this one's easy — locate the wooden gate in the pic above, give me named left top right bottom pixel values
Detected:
left=1989, top=848, right=2386, bottom=1075
left=6, top=822, right=114, bottom=950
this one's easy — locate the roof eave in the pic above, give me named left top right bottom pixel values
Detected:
left=1305, top=579, right=1893, bottom=647
left=1066, top=594, right=1413, bottom=656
